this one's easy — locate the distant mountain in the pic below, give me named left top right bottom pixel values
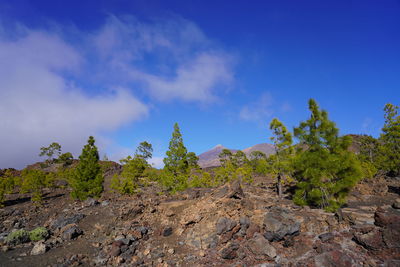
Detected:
left=198, top=143, right=275, bottom=168
left=242, top=143, right=275, bottom=157
left=198, top=145, right=238, bottom=169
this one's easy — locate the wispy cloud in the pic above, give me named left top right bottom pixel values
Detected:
left=239, top=92, right=274, bottom=123
left=91, top=15, right=234, bottom=103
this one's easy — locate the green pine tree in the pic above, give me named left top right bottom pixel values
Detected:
left=70, top=136, right=104, bottom=200
left=378, top=103, right=400, bottom=176
left=269, top=118, right=294, bottom=198
left=161, top=123, right=198, bottom=192
left=293, top=99, right=362, bottom=211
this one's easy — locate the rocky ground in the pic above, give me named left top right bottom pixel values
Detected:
left=0, top=174, right=399, bottom=267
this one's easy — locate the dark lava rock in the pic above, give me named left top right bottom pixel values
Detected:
left=374, top=208, right=400, bottom=228
left=220, top=242, right=239, bottom=259
left=353, top=228, right=384, bottom=250
left=216, top=217, right=237, bottom=235
left=50, top=214, right=85, bottom=230
left=227, top=180, right=244, bottom=199
left=263, top=207, right=301, bottom=241
left=319, top=232, right=334, bottom=243
left=62, top=225, right=83, bottom=240
left=163, top=227, right=173, bottom=237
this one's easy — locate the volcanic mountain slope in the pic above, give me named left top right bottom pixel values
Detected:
left=198, top=145, right=238, bottom=168
left=198, top=143, right=275, bottom=168
left=242, top=143, right=275, bottom=157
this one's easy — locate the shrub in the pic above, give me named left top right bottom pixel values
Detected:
left=111, top=141, right=153, bottom=195
left=20, top=169, right=47, bottom=205
left=0, top=170, right=16, bottom=207
left=6, top=229, right=30, bottom=245
left=189, top=171, right=215, bottom=188
left=29, top=227, right=49, bottom=241
left=58, top=152, right=73, bottom=166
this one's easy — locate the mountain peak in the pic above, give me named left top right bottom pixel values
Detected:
left=213, top=144, right=224, bottom=149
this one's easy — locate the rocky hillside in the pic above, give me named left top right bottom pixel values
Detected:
left=0, top=173, right=399, bottom=266
left=198, top=143, right=275, bottom=168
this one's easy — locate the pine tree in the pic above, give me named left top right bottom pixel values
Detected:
left=70, top=136, right=103, bottom=200
left=164, top=123, right=189, bottom=175
left=378, top=103, right=400, bottom=176
left=293, top=99, right=362, bottom=211
left=162, top=123, right=198, bottom=192
left=39, top=142, right=62, bottom=162
left=269, top=118, right=293, bottom=198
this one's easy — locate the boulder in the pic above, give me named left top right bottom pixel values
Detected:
left=375, top=208, right=400, bottom=228
left=263, top=207, right=301, bottom=241
left=61, top=225, right=83, bottom=240
left=50, top=214, right=85, bottom=230
left=31, top=241, right=47, bottom=255
left=353, top=228, right=384, bottom=250
left=226, top=180, right=244, bottom=199
left=216, top=217, right=237, bottom=235
left=314, top=250, right=355, bottom=267
left=247, top=233, right=276, bottom=259
left=220, top=242, right=239, bottom=259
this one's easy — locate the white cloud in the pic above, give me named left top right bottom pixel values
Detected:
left=0, top=15, right=235, bottom=168
left=239, top=92, right=274, bottom=122
left=148, top=157, right=164, bottom=169
left=91, top=16, right=234, bottom=102
left=0, top=30, right=148, bottom=169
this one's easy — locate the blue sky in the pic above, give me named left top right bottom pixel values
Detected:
left=0, top=0, right=399, bottom=168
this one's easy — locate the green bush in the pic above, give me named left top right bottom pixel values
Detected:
left=189, top=171, right=215, bottom=188
left=20, top=169, right=47, bottom=205
left=29, top=227, right=49, bottom=241
left=111, top=141, right=153, bottom=195
left=6, top=229, right=30, bottom=245
left=0, top=170, right=16, bottom=207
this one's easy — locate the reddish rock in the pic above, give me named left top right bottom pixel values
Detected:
left=246, top=223, right=260, bottom=239
left=314, top=250, right=355, bottom=267
left=382, top=227, right=400, bottom=248
left=353, top=228, right=384, bottom=250
left=374, top=209, right=400, bottom=228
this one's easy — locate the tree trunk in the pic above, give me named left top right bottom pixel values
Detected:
left=277, top=173, right=282, bottom=198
